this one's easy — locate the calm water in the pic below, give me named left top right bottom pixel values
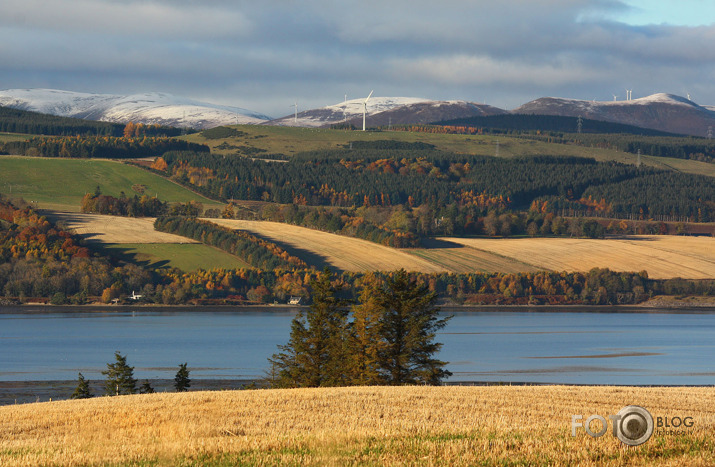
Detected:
left=1, top=306, right=714, bottom=386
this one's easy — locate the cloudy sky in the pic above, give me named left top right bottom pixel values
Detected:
left=2, top=0, right=714, bottom=118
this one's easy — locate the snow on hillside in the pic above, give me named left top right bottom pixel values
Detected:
left=0, top=89, right=271, bottom=129
left=270, top=97, right=459, bottom=127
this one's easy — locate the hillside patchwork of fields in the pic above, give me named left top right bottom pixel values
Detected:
left=1, top=386, right=713, bottom=466
left=182, top=125, right=715, bottom=177
left=209, top=219, right=448, bottom=273
left=45, top=212, right=715, bottom=278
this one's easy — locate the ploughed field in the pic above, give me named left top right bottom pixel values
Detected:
left=1, top=385, right=713, bottom=466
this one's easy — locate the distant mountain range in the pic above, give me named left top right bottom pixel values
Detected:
left=513, top=93, right=715, bottom=137
left=1, top=88, right=714, bottom=136
left=267, top=97, right=506, bottom=128
left=0, top=89, right=270, bottom=130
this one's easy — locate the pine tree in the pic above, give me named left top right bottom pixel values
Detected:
left=174, top=363, right=191, bottom=392
left=375, top=269, right=452, bottom=385
left=139, top=380, right=155, bottom=394
left=269, top=268, right=351, bottom=387
left=348, top=273, right=386, bottom=385
left=102, top=351, right=137, bottom=396
left=71, top=372, right=93, bottom=399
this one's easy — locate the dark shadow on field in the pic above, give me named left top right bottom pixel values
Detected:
left=420, top=237, right=465, bottom=249
left=86, top=243, right=171, bottom=270
left=245, top=231, right=338, bottom=272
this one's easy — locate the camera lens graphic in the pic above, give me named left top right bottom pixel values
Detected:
left=615, top=406, right=654, bottom=446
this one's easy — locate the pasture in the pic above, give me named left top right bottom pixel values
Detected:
left=100, top=243, right=252, bottom=272
left=182, top=125, right=715, bottom=177
left=0, top=156, right=219, bottom=211
left=1, top=385, right=713, bottom=466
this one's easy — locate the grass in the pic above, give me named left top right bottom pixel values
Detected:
left=1, top=385, right=713, bottom=466
left=443, top=235, right=715, bottom=280
left=0, top=156, right=220, bottom=211
left=182, top=125, right=715, bottom=177
left=0, top=132, right=34, bottom=143
left=101, top=243, right=252, bottom=272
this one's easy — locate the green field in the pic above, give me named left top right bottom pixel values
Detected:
left=0, top=156, right=221, bottom=211
left=100, top=243, right=251, bottom=272
left=182, top=125, right=715, bottom=177
left=0, top=132, right=33, bottom=143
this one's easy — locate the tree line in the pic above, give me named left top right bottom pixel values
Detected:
left=154, top=216, right=308, bottom=270
left=72, top=351, right=191, bottom=399
left=0, top=135, right=208, bottom=159
left=0, top=106, right=182, bottom=137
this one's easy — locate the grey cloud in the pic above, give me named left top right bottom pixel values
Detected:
left=1, top=0, right=715, bottom=116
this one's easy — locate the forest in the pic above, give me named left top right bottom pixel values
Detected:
left=0, top=135, right=208, bottom=159
left=155, top=148, right=714, bottom=224
left=0, top=106, right=181, bottom=137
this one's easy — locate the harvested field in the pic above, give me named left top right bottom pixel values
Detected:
left=409, top=241, right=543, bottom=274
left=1, top=385, right=713, bottom=466
left=444, top=235, right=715, bottom=279
left=47, top=212, right=197, bottom=244
left=209, top=219, right=447, bottom=273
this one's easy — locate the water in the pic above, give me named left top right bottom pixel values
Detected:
left=1, top=306, right=714, bottom=386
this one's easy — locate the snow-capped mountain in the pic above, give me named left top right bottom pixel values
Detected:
left=0, top=89, right=271, bottom=129
left=267, top=97, right=506, bottom=128
left=513, top=93, right=715, bottom=137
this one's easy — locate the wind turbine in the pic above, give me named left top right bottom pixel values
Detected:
left=613, top=94, right=618, bottom=101
left=362, top=90, right=373, bottom=131
left=343, top=94, right=348, bottom=125
left=291, top=102, right=298, bottom=124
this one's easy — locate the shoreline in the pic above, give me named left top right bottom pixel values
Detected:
left=1, top=302, right=715, bottom=314
left=3, top=379, right=713, bottom=406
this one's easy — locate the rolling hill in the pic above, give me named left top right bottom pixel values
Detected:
left=514, top=93, right=715, bottom=137
left=267, top=97, right=506, bottom=128
left=0, top=89, right=271, bottom=129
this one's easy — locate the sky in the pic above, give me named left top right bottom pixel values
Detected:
left=1, top=0, right=714, bottom=118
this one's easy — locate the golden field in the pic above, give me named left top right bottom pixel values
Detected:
left=45, top=212, right=715, bottom=278
left=1, top=386, right=713, bottom=466
left=443, top=235, right=715, bottom=280
left=47, top=212, right=198, bottom=244
left=209, top=218, right=449, bottom=273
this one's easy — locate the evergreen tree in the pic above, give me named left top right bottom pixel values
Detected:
left=269, top=268, right=351, bottom=387
left=139, top=380, right=155, bottom=394
left=174, top=363, right=191, bottom=392
left=102, top=351, right=137, bottom=396
left=348, top=273, right=386, bottom=385
left=375, top=269, right=452, bottom=385
left=70, top=372, right=93, bottom=399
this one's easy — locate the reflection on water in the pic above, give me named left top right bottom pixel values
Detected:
left=1, top=307, right=714, bottom=385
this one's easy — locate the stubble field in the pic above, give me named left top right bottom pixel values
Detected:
left=1, top=385, right=713, bottom=466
